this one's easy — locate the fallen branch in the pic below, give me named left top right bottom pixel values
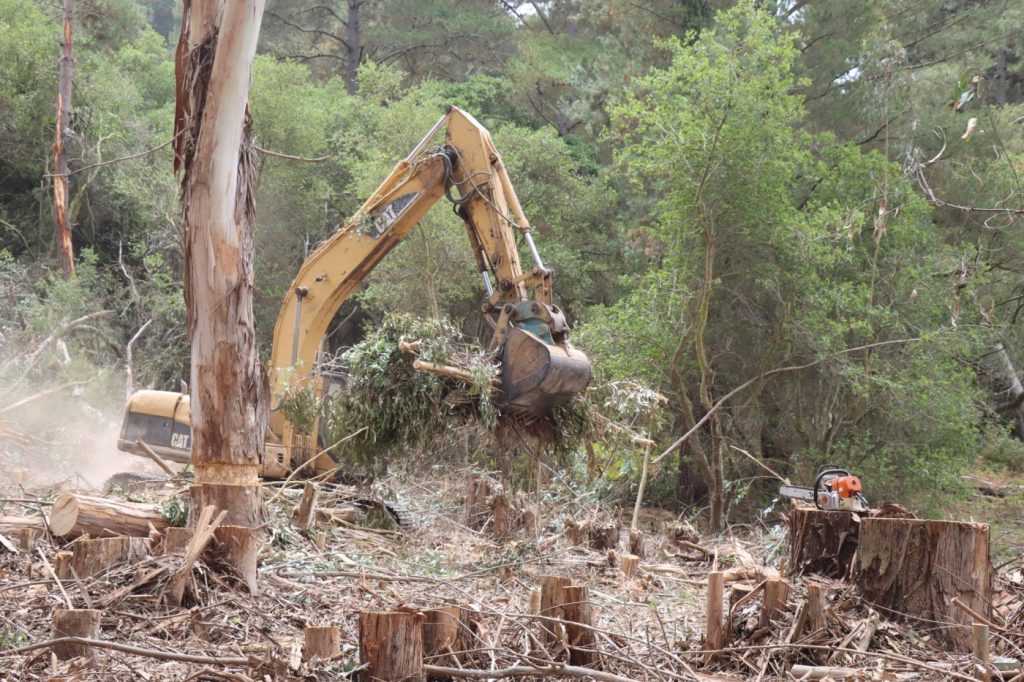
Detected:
left=424, top=663, right=639, bottom=682
left=0, top=637, right=251, bottom=666
left=0, top=381, right=88, bottom=415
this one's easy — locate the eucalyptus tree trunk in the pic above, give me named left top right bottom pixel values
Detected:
left=174, top=0, right=267, bottom=588
left=52, top=0, right=75, bottom=279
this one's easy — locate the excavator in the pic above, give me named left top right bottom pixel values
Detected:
left=117, top=106, right=592, bottom=481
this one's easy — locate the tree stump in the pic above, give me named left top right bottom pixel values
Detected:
left=359, top=609, right=424, bottom=682
left=292, top=482, right=319, bottom=531
left=164, top=527, right=194, bottom=554
left=57, top=536, right=148, bottom=579
left=562, top=585, right=599, bottom=668
left=211, top=526, right=259, bottom=594
left=620, top=553, right=640, bottom=578
left=806, top=581, right=828, bottom=633
left=465, top=474, right=496, bottom=531
left=50, top=492, right=168, bottom=538
left=788, top=508, right=860, bottom=578
left=706, top=571, right=725, bottom=651
left=52, top=608, right=100, bottom=660
left=492, top=490, right=513, bottom=541
left=629, top=528, right=645, bottom=558
left=18, top=528, right=33, bottom=552
left=759, top=578, right=790, bottom=628
left=422, top=607, right=463, bottom=667
left=853, top=518, right=990, bottom=650
left=303, top=624, right=340, bottom=662
left=538, top=575, right=572, bottom=643
left=587, top=521, right=620, bottom=551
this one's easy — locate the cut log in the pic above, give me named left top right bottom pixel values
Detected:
left=292, top=481, right=318, bottom=531
left=211, top=525, right=259, bottom=594
left=759, top=578, right=790, bottom=628
left=57, top=536, right=148, bottom=579
left=315, top=530, right=327, bottom=551
left=788, top=508, right=859, bottom=578
left=852, top=517, right=990, bottom=650
left=51, top=608, right=100, bottom=660
left=0, top=515, right=44, bottom=536
left=561, top=585, right=599, bottom=668
left=620, top=553, right=640, bottom=578
left=303, top=624, right=341, bottom=662
left=359, top=609, right=424, bottom=682
left=50, top=492, right=167, bottom=538
left=423, top=607, right=463, bottom=666
left=315, top=506, right=358, bottom=525
left=706, top=571, right=725, bottom=651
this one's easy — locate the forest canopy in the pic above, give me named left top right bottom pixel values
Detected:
left=2, top=0, right=1024, bottom=522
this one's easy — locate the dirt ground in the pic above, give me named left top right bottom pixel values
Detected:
left=0, top=461, right=1022, bottom=681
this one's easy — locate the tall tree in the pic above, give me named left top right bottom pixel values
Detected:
left=52, top=0, right=75, bottom=279
left=175, top=0, right=268, bottom=590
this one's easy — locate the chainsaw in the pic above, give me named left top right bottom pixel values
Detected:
left=779, top=466, right=869, bottom=512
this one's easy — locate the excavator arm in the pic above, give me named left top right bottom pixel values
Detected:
left=119, top=106, right=591, bottom=476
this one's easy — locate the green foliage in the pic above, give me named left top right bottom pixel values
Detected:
left=158, top=495, right=188, bottom=527
left=322, top=314, right=497, bottom=477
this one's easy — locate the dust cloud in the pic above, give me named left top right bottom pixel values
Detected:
left=0, top=388, right=169, bottom=492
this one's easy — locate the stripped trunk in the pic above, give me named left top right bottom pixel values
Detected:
left=52, top=0, right=75, bottom=279
left=175, top=0, right=267, bottom=586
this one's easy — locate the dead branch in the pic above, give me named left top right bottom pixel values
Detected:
left=0, top=381, right=87, bottom=415
left=424, top=663, right=639, bottom=682
left=0, top=637, right=251, bottom=665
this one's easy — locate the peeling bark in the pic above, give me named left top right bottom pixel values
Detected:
left=176, top=0, right=268, bottom=579
left=52, top=0, right=75, bottom=279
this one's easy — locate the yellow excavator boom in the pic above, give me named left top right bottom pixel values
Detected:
left=120, top=106, right=591, bottom=477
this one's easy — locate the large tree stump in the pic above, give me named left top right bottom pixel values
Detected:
left=853, top=518, right=990, bottom=650
left=52, top=608, right=100, bottom=660
left=538, top=575, right=573, bottom=643
left=359, top=610, right=424, bottom=682
left=562, top=585, right=599, bottom=668
left=788, top=508, right=860, bottom=578
left=50, top=492, right=168, bottom=538
left=303, top=624, right=340, bottom=662
left=57, top=536, right=148, bottom=579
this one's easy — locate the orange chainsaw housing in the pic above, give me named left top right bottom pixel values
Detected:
left=831, top=475, right=862, bottom=498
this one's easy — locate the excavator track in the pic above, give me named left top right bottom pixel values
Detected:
left=354, top=498, right=416, bottom=530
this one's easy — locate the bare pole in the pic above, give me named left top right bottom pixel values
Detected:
left=52, top=0, right=76, bottom=278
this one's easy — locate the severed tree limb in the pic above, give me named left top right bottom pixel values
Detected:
left=136, top=438, right=177, bottom=476
left=0, top=637, right=250, bottom=665
left=0, top=381, right=87, bottom=415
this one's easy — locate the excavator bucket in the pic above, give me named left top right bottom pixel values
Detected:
left=499, top=327, right=592, bottom=418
